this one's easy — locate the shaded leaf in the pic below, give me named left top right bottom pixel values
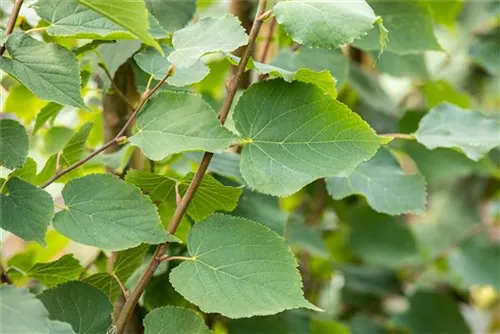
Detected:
left=33, top=103, right=63, bottom=134
left=145, top=0, right=196, bottom=33
left=469, top=27, right=500, bottom=75
left=60, top=123, right=93, bottom=166
left=83, top=273, right=121, bottom=301
left=0, top=177, right=54, bottom=245
left=274, top=0, right=380, bottom=49
left=0, top=32, right=86, bottom=108
left=9, top=157, right=37, bottom=183
left=39, top=281, right=112, bottom=334
left=169, top=15, right=248, bottom=68
left=0, top=119, right=28, bottom=169
left=144, top=306, right=212, bottom=334
left=3, top=83, right=47, bottom=123
left=130, top=91, right=238, bottom=161
left=286, top=215, right=329, bottom=258
left=53, top=174, right=168, bottom=251
left=170, top=214, right=320, bottom=318
left=113, top=243, right=150, bottom=282
left=233, top=80, right=387, bottom=197
left=326, top=148, right=427, bottom=215
left=124, top=169, right=176, bottom=202
left=423, top=80, right=471, bottom=108
left=415, top=103, right=500, bottom=161
left=28, top=254, right=83, bottom=287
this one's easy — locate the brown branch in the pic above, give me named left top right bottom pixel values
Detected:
left=40, top=65, right=175, bottom=189
left=113, top=2, right=269, bottom=333
left=0, top=0, right=23, bottom=56
left=258, top=17, right=276, bottom=64
left=97, top=62, right=136, bottom=111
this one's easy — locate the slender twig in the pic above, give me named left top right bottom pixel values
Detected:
left=113, top=2, right=269, bottom=333
left=97, top=61, right=136, bottom=110
left=41, top=66, right=175, bottom=189
left=0, top=0, right=23, bottom=55
left=258, top=17, right=276, bottom=64
left=111, top=273, right=128, bottom=299
left=380, top=133, right=415, bottom=140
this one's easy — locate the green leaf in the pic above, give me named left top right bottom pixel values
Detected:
left=78, top=0, right=161, bottom=52
left=227, top=54, right=337, bottom=98
left=113, top=243, right=150, bottom=282
left=468, top=27, right=500, bottom=75
left=231, top=188, right=287, bottom=235
left=169, top=15, right=248, bottom=68
left=0, top=32, right=86, bottom=108
left=0, top=119, right=28, bottom=169
left=44, top=127, right=74, bottom=155
left=274, top=0, right=379, bottom=49
left=145, top=0, right=196, bottom=33
left=0, top=27, right=6, bottom=44
left=96, top=40, right=142, bottom=79
left=424, top=0, right=464, bottom=29
left=271, top=48, right=349, bottom=87
left=449, top=233, right=500, bottom=290
left=396, top=291, right=470, bottom=334
left=33, top=0, right=132, bottom=40
left=179, top=172, right=243, bottom=222
left=376, top=52, right=428, bottom=79
left=0, top=177, right=54, bottom=245
left=60, top=123, right=93, bottom=166
left=169, top=214, right=320, bottom=318
left=326, top=149, right=427, bottom=215
left=33, top=103, right=63, bottom=134
left=414, top=103, right=500, bottom=161
left=344, top=207, right=419, bottom=268
left=83, top=273, right=121, bottom=301
left=144, top=306, right=212, bottom=334
left=9, top=157, right=38, bottom=183
left=28, top=254, right=83, bottom=287
left=3, top=83, right=47, bottom=123
left=0, top=285, right=52, bottom=334
left=134, top=45, right=209, bottom=86
left=233, top=80, right=387, bottom=197
left=48, top=321, right=77, bottom=334
left=129, top=91, right=238, bottom=161
left=286, top=215, right=329, bottom=258
left=354, top=1, right=442, bottom=54
left=422, top=80, right=471, bottom=108
left=124, top=169, right=176, bottom=202
left=38, top=281, right=113, bottom=334
left=53, top=174, right=168, bottom=251
left=311, top=319, right=350, bottom=334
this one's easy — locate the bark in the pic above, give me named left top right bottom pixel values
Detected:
left=230, top=0, right=253, bottom=89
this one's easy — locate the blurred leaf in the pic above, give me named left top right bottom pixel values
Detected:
left=286, top=215, right=329, bottom=258
left=44, top=126, right=74, bottom=155
left=144, top=0, right=196, bottom=33
left=425, top=0, right=464, bottom=28
left=3, top=83, right=46, bottom=123
left=311, top=319, right=350, bottom=334
left=376, top=52, right=428, bottom=79
left=469, top=27, right=500, bottom=75
left=33, top=103, right=63, bottom=134
left=83, top=273, right=121, bottom=301
left=423, top=80, right=471, bottom=108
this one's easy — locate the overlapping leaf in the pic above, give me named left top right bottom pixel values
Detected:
left=0, top=32, right=86, bottom=108
left=169, top=15, right=248, bottom=68
left=144, top=306, right=212, bottom=334
left=0, top=177, right=54, bottom=245
left=145, top=0, right=196, bottom=33
left=233, top=80, right=387, bottom=196
left=53, top=174, right=168, bottom=251
left=130, top=91, right=238, bottom=161
left=0, top=119, right=28, bottom=169
left=124, top=170, right=176, bottom=202
left=39, top=281, right=112, bottom=334
left=170, top=214, right=320, bottom=318
left=274, top=0, right=381, bottom=49
left=415, top=103, right=500, bottom=161
left=326, top=149, right=427, bottom=215
left=28, top=254, right=83, bottom=287
left=134, top=45, right=209, bottom=86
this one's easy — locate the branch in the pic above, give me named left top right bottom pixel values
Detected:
left=0, top=0, right=23, bottom=56
left=380, top=133, right=415, bottom=140
left=40, top=65, right=175, bottom=189
left=97, top=61, right=136, bottom=111
left=113, top=1, right=269, bottom=333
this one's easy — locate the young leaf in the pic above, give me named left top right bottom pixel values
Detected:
left=271, top=48, right=349, bottom=87
left=124, top=169, right=177, bottom=202
left=38, top=281, right=112, bottom=334
left=169, top=15, right=248, bottom=68
left=468, top=27, right=500, bottom=76
left=78, top=0, right=161, bottom=52
left=60, top=123, right=93, bottom=166
left=113, top=243, right=150, bottom=282
left=33, top=0, right=132, bottom=40
left=33, top=103, right=63, bottom=135
left=134, top=45, right=210, bottom=86
left=227, top=54, right=337, bottom=98
left=274, top=0, right=379, bottom=49
left=179, top=172, right=243, bottom=222
left=83, top=273, right=121, bottom=301
left=354, top=2, right=442, bottom=54
left=415, top=103, right=500, bottom=161
left=0, top=32, right=86, bottom=109
left=129, top=91, right=238, bottom=161
left=0, top=285, right=53, bottom=334
left=0, top=177, right=54, bottom=245
left=143, top=306, right=212, bottom=334
left=9, top=157, right=38, bottom=183
left=326, top=149, right=427, bottom=215
left=52, top=174, right=168, bottom=251
left=28, top=254, right=83, bottom=287
left=233, top=80, right=387, bottom=197
left=144, top=0, right=196, bottom=33
left=0, top=119, right=28, bottom=169
left=169, top=214, right=320, bottom=318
